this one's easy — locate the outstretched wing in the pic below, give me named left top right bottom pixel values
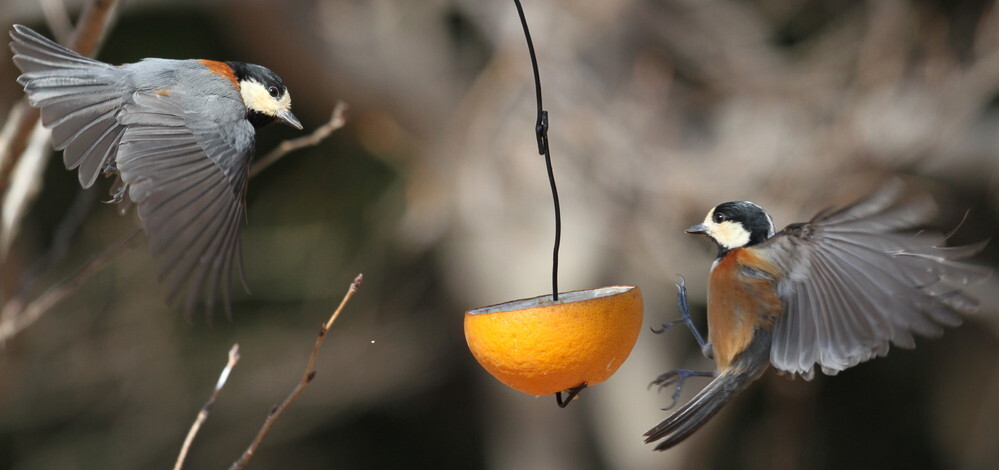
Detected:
left=116, top=91, right=254, bottom=316
left=753, top=181, right=989, bottom=378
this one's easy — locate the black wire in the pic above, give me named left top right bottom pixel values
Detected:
left=513, top=0, right=561, bottom=302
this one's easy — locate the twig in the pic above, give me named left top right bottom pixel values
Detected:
left=229, top=274, right=363, bottom=470
left=1, top=119, right=51, bottom=255
left=13, top=187, right=99, bottom=298
left=40, top=0, right=74, bottom=44
left=0, top=0, right=121, bottom=204
left=0, top=108, right=41, bottom=210
left=0, top=228, right=142, bottom=343
left=0, top=104, right=348, bottom=343
left=248, top=101, right=349, bottom=178
left=174, top=344, right=241, bottom=470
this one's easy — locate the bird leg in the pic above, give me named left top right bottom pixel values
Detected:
left=649, top=369, right=714, bottom=410
left=652, top=275, right=712, bottom=358
left=649, top=275, right=715, bottom=409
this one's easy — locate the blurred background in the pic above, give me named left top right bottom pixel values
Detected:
left=1, top=0, right=998, bottom=468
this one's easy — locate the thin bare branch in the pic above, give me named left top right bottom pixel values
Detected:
left=249, top=101, right=349, bottom=178
left=229, top=274, right=363, bottom=470
left=0, top=228, right=142, bottom=343
left=174, top=344, right=242, bottom=470
left=1, top=120, right=50, bottom=255
left=40, top=0, right=74, bottom=44
left=66, top=0, right=121, bottom=63
left=0, top=106, right=41, bottom=208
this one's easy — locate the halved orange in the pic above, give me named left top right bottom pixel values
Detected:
left=464, top=285, right=643, bottom=396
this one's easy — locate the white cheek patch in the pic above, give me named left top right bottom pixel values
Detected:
left=701, top=210, right=751, bottom=250
left=711, top=221, right=751, bottom=249
left=239, top=80, right=292, bottom=117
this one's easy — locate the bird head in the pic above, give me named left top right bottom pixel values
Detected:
left=227, top=62, right=302, bottom=130
left=686, top=201, right=775, bottom=254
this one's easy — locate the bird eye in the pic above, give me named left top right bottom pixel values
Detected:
left=713, top=212, right=727, bottom=223
left=267, top=86, right=280, bottom=98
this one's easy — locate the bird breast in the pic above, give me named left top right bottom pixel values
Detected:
left=707, top=248, right=782, bottom=370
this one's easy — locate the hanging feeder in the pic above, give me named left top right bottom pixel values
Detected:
left=462, top=0, right=644, bottom=407
left=465, top=286, right=642, bottom=401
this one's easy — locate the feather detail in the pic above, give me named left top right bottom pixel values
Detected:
left=761, top=184, right=989, bottom=378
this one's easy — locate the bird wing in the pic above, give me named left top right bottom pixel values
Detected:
left=752, top=181, right=989, bottom=378
left=9, top=24, right=127, bottom=187
left=116, top=90, right=254, bottom=316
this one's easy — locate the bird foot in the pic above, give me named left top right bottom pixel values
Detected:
left=651, top=275, right=711, bottom=356
left=649, top=368, right=713, bottom=410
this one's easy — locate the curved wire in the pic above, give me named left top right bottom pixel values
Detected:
left=513, top=0, right=561, bottom=302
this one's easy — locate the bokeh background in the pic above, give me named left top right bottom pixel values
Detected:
left=1, top=0, right=998, bottom=469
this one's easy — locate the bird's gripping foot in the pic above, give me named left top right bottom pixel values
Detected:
left=649, top=368, right=714, bottom=410
left=651, top=275, right=712, bottom=358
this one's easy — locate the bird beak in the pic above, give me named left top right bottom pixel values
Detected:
left=278, top=110, right=303, bottom=130
left=685, top=223, right=708, bottom=234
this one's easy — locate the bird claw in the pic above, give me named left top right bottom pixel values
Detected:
left=653, top=275, right=710, bottom=353
left=650, top=318, right=685, bottom=334
left=104, top=176, right=128, bottom=205
left=649, top=368, right=713, bottom=410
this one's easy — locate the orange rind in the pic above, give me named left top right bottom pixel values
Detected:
left=464, top=286, right=643, bottom=396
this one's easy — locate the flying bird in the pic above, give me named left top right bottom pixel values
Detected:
left=645, top=181, right=989, bottom=450
left=9, top=25, right=302, bottom=315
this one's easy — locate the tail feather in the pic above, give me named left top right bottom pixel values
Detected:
left=9, top=25, right=125, bottom=188
left=65, top=113, right=126, bottom=182
left=9, top=25, right=104, bottom=72
left=643, top=368, right=752, bottom=450
left=645, top=328, right=773, bottom=451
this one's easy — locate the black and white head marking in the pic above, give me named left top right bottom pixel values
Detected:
left=226, top=62, right=298, bottom=129
left=689, top=201, right=775, bottom=255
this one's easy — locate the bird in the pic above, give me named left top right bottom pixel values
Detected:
left=9, top=24, right=303, bottom=315
left=644, top=180, right=990, bottom=451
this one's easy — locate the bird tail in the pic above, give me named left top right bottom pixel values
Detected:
left=10, top=24, right=126, bottom=188
left=644, top=330, right=771, bottom=451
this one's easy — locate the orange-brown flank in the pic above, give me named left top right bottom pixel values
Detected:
left=707, top=248, right=781, bottom=371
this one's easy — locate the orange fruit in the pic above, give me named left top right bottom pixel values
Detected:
left=464, top=285, right=643, bottom=396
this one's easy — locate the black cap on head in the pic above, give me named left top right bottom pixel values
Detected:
left=227, top=62, right=287, bottom=95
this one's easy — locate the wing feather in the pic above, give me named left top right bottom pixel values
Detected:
left=163, top=187, right=232, bottom=297
left=757, top=183, right=989, bottom=377
left=182, top=197, right=242, bottom=313
left=116, top=91, right=253, bottom=316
